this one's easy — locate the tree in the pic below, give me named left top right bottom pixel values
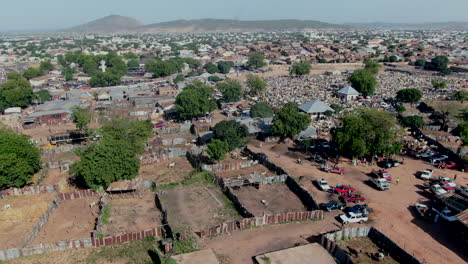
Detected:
left=127, top=59, right=139, bottom=68
left=402, top=115, right=424, bottom=128
left=247, top=52, right=266, bottom=69
left=334, top=109, right=402, bottom=158
left=330, top=104, right=344, bottom=113
left=432, top=79, right=447, bottom=90
left=364, top=59, right=381, bottom=75
left=34, top=90, right=51, bottom=104
left=272, top=103, right=311, bottom=138
left=324, top=110, right=334, bottom=117
left=395, top=104, right=406, bottom=113
left=71, top=107, right=91, bottom=131
left=452, top=90, right=468, bottom=103
left=289, top=61, right=311, bottom=76
left=89, top=72, right=122, bottom=87
left=145, top=60, right=179, bottom=78
left=213, top=120, right=249, bottom=151
left=99, top=119, right=152, bottom=154
left=459, top=122, right=468, bottom=145
left=175, top=81, right=217, bottom=119
left=70, top=137, right=140, bottom=189
left=208, top=76, right=221, bottom=82
left=0, top=72, right=33, bottom=111
left=389, top=55, right=398, bottom=62
left=174, top=74, right=185, bottom=83
left=23, top=67, right=43, bottom=80
left=425, top=56, right=450, bottom=73
left=63, top=66, right=75, bottom=81
left=39, top=60, right=54, bottom=72
left=246, top=74, right=267, bottom=95
left=250, top=102, right=274, bottom=118
left=204, top=62, right=218, bottom=74
left=0, top=127, right=41, bottom=189
left=348, top=69, right=377, bottom=96
left=217, top=61, right=234, bottom=74
left=83, top=59, right=98, bottom=76
left=414, top=59, right=426, bottom=67
left=217, top=78, right=243, bottom=102
left=396, top=88, right=422, bottom=103
left=206, top=139, right=229, bottom=161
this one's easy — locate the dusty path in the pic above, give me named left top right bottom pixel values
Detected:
left=248, top=142, right=467, bottom=264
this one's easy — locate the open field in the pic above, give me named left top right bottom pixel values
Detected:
left=160, top=183, right=240, bottom=232
left=249, top=141, right=468, bottom=264
left=100, top=191, right=162, bottom=236
left=232, top=184, right=305, bottom=216
left=33, top=198, right=99, bottom=244
left=139, top=156, right=194, bottom=184
left=0, top=193, right=56, bottom=249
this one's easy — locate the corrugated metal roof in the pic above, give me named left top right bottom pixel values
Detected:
left=455, top=209, right=468, bottom=226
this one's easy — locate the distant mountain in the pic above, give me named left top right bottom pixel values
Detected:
left=64, top=15, right=144, bottom=33
left=348, top=21, right=468, bottom=30
left=143, top=19, right=348, bottom=32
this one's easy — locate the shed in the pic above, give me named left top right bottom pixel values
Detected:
left=4, top=107, right=21, bottom=115
left=337, top=86, right=360, bottom=101
left=299, top=99, right=334, bottom=114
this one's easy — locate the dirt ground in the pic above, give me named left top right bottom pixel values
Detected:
left=159, top=183, right=240, bottom=232
left=100, top=191, right=162, bottom=236
left=22, top=123, right=77, bottom=147
left=232, top=184, right=305, bottom=216
left=138, top=157, right=194, bottom=184
left=337, top=237, right=399, bottom=264
left=33, top=198, right=99, bottom=244
left=0, top=193, right=56, bottom=249
left=248, top=141, right=468, bottom=264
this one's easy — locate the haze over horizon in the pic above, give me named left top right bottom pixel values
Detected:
left=2, top=0, right=468, bottom=31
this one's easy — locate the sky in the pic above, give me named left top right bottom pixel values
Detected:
left=2, top=0, right=467, bottom=31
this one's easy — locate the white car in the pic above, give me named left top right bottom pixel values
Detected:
left=339, top=212, right=368, bottom=224
left=316, top=179, right=331, bottom=191
left=420, top=169, right=433, bottom=180
left=438, top=177, right=456, bottom=188
left=430, top=184, right=448, bottom=196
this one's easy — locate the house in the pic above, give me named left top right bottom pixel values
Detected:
left=29, top=75, right=55, bottom=87
left=337, top=86, right=360, bottom=101
left=23, top=99, right=87, bottom=127
left=299, top=99, right=334, bottom=115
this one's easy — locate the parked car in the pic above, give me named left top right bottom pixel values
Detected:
left=153, top=121, right=166, bottom=128
left=320, top=200, right=346, bottom=212
left=330, top=185, right=356, bottom=194
left=339, top=212, right=368, bottom=224
left=415, top=150, right=435, bottom=159
left=370, top=178, right=390, bottom=191
left=430, top=155, right=449, bottom=164
left=340, top=194, right=366, bottom=203
left=415, top=203, right=434, bottom=221
left=322, top=165, right=345, bottom=175
left=419, top=169, right=433, bottom=180
left=435, top=161, right=457, bottom=169
left=430, top=184, right=448, bottom=196
left=345, top=204, right=372, bottom=214
left=371, top=170, right=392, bottom=181
left=316, top=178, right=331, bottom=191
left=378, top=158, right=400, bottom=169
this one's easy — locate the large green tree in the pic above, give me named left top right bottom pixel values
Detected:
left=290, top=61, right=311, bottom=76
left=175, top=81, right=217, bottom=119
left=23, top=67, right=44, bottom=80
left=205, top=62, right=218, bottom=74
left=217, top=78, right=243, bottom=102
left=247, top=52, right=266, bottom=69
left=402, top=115, right=424, bottom=128
left=217, top=61, right=234, bottom=74
left=71, top=107, right=91, bottom=131
left=348, top=69, right=377, bottom=96
left=334, top=109, right=403, bottom=158
left=250, top=102, right=274, bottom=118
left=364, top=59, right=381, bottom=75
left=0, top=72, right=34, bottom=111
left=396, top=88, right=423, bottom=103
left=272, top=103, right=311, bottom=138
left=206, top=139, right=229, bottom=161
left=213, top=120, right=249, bottom=151
left=0, top=127, right=41, bottom=189
left=246, top=74, right=267, bottom=95
left=34, top=90, right=52, bottom=104
left=425, top=56, right=450, bottom=74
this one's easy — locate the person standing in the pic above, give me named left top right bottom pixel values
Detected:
left=396, top=178, right=400, bottom=185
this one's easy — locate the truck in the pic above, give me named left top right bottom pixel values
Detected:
left=432, top=207, right=458, bottom=222
left=370, top=178, right=390, bottom=191
left=419, top=169, right=433, bottom=180
left=339, top=212, right=368, bottom=224
left=315, top=179, right=331, bottom=191
left=371, top=170, right=392, bottom=181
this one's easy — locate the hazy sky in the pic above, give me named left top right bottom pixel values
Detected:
left=2, top=0, right=467, bottom=31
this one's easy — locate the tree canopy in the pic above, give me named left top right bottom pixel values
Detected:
left=71, top=107, right=91, bottom=131
left=246, top=74, right=267, bottom=95
left=402, top=115, right=424, bottom=128
left=217, top=61, right=234, bottom=74
left=247, top=52, right=266, bottom=69
left=34, top=90, right=52, bottom=104
left=333, top=109, right=403, bottom=158
left=0, top=127, right=41, bottom=189
left=0, top=72, right=33, bottom=112
left=396, top=88, right=423, bottom=103
left=364, top=59, right=381, bottom=75
left=212, top=120, right=249, bottom=151
left=250, top=102, right=274, bottom=118
left=289, top=61, right=311, bottom=76
left=452, top=90, right=468, bottom=103
left=432, top=79, right=447, bottom=89
left=206, top=139, right=229, bottom=161
left=204, top=62, right=218, bottom=74
left=217, top=78, right=243, bottom=102
left=348, top=69, right=377, bottom=97
left=272, top=103, right=311, bottom=138
left=424, top=56, right=451, bottom=74
left=175, top=81, right=217, bottom=119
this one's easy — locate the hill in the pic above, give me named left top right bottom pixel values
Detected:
left=65, top=15, right=144, bottom=33
left=143, top=19, right=348, bottom=32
